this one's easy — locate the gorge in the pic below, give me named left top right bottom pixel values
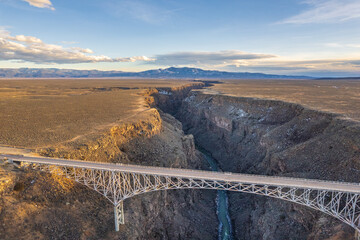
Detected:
left=150, top=83, right=360, bottom=239
left=1, top=81, right=360, bottom=240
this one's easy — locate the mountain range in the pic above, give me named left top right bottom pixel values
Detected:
left=0, top=67, right=311, bottom=79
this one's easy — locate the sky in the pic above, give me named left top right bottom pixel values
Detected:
left=0, top=0, right=360, bottom=77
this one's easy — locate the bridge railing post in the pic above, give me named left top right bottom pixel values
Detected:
left=114, top=201, right=125, bottom=231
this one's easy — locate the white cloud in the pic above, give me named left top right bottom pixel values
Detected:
left=0, top=30, right=154, bottom=64
left=60, top=41, right=78, bottom=45
left=228, top=58, right=360, bottom=76
left=152, top=50, right=276, bottom=66
left=8, top=35, right=43, bottom=43
left=325, top=42, right=360, bottom=48
left=281, top=0, right=360, bottom=24
left=347, top=44, right=360, bottom=48
left=23, top=0, right=55, bottom=10
left=71, top=47, right=94, bottom=54
left=325, top=43, right=343, bottom=48
left=114, top=56, right=153, bottom=62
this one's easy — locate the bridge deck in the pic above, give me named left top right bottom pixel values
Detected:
left=1, top=154, right=360, bottom=194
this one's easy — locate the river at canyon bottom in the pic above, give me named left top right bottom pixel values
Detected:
left=197, top=146, right=233, bottom=240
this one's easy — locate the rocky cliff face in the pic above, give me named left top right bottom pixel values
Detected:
left=143, top=83, right=205, bottom=116
left=0, top=108, right=217, bottom=240
left=173, top=91, right=360, bottom=240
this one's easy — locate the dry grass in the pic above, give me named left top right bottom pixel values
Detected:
left=207, top=79, right=360, bottom=121
left=0, top=78, right=193, bottom=148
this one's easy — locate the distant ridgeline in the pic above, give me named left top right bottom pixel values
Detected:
left=0, top=67, right=311, bottom=79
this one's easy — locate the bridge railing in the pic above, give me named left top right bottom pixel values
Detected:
left=1, top=154, right=360, bottom=190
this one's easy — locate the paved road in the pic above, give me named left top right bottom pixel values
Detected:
left=1, top=154, right=360, bottom=193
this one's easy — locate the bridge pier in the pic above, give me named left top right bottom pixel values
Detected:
left=114, top=201, right=125, bottom=231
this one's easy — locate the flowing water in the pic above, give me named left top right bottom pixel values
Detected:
left=197, top=146, right=233, bottom=240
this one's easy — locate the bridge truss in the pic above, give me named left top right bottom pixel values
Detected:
left=4, top=160, right=358, bottom=235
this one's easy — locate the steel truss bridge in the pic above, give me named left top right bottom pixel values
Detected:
left=1, top=154, right=360, bottom=236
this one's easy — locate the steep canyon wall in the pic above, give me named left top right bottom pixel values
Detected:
left=174, top=91, right=360, bottom=240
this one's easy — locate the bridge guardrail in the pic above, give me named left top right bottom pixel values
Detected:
left=2, top=154, right=360, bottom=189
